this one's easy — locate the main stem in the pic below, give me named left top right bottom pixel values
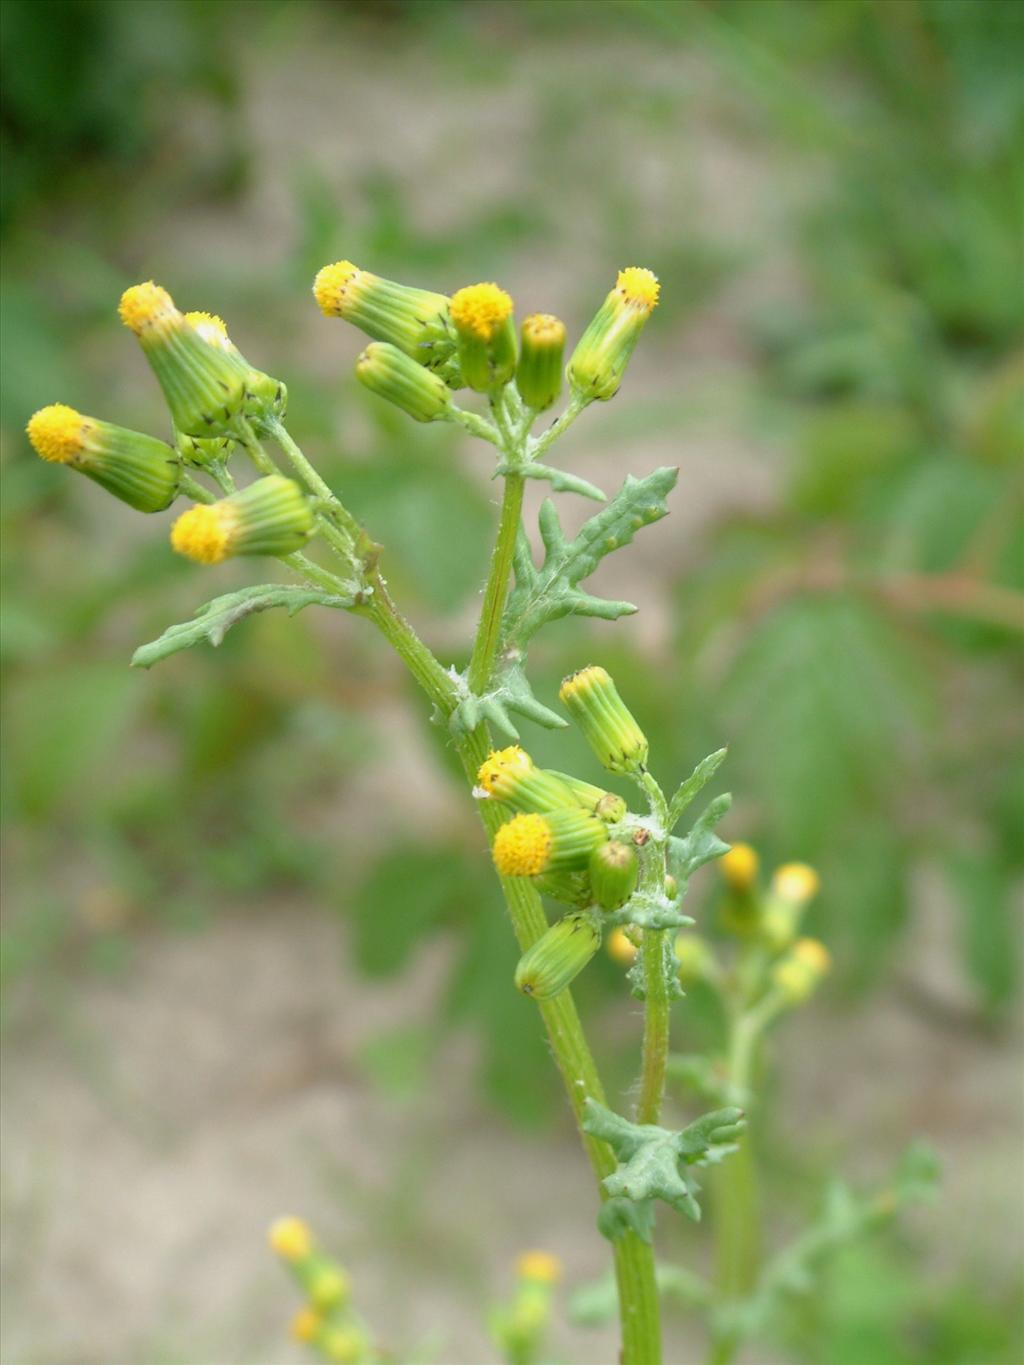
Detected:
left=358, top=448, right=662, bottom=1363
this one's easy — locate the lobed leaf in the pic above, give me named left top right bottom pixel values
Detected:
left=131, top=583, right=355, bottom=669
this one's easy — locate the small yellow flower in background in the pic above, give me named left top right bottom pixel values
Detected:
left=309, top=1263, right=350, bottom=1311
left=269, top=1215, right=313, bottom=1261
left=720, top=842, right=759, bottom=892
left=606, top=926, right=638, bottom=965
left=773, top=937, right=831, bottom=1004
left=772, top=862, right=820, bottom=905
left=516, top=1249, right=563, bottom=1284
left=321, top=1326, right=367, bottom=1363
left=291, top=1305, right=321, bottom=1342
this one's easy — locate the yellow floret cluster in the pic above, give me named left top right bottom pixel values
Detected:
left=516, top=1249, right=563, bottom=1284
left=118, top=281, right=179, bottom=336
left=170, top=504, right=234, bottom=564
left=477, top=745, right=533, bottom=796
left=493, top=813, right=553, bottom=877
left=615, top=266, right=660, bottom=313
left=26, top=404, right=93, bottom=464
left=772, top=862, right=821, bottom=904
left=522, top=312, right=566, bottom=344
left=720, top=841, right=760, bottom=891
left=313, top=261, right=364, bottom=317
left=450, top=282, right=513, bottom=340
left=268, top=1215, right=313, bottom=1262
left=184, top=310, right=231, bottom=349
left=558, top=664, right=606, bottom=704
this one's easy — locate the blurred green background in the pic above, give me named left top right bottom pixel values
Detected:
left=1, top=2, right=1022, bottom=1363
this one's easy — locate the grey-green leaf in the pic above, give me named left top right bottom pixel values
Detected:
left=131, top=583, right=355, bottom=669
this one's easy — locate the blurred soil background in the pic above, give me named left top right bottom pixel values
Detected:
left=1, top=2, right=1022, bottom=1363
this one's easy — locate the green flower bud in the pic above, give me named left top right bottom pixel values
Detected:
left=492, top=809, right=608, bottom=878
left=761, top=863, right=821, bottom=950
left=119, top=283, right=250, bottom=439
left=516, top=313, right=565, bottom=411
left=533, top=869, right=593, bottom=908
left=589, top=841, right=639, bottom=911
left=515, top=911, right=602, bottom=999
left=356, top=341, right=452, bottom=422
left=184, top=311, right=287, bottom=430
left=567, top=267, right=659, bottom=402
left=314, top=260, right=458, bottom=379
left=559, top=666, right=649, bottom=775
left=544, top=770, right=628, bottom=822
left=477, top=746, right=578, bottom=814
left=171, top=475, right=314, bottom=563
left=175, top=430, right=231, bottom=468
left=27, top=404, right=181, bottom=512
left=450, top=282, right=517, bottom=392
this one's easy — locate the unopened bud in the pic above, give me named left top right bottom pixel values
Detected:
left=516, top=313, right=565, bottom=411
left=534, top=869, right=593, bottom=908
left=450, top=282, right=516, bottom=392
left=567, top=267, right=659, bottom=402
left=545, top=770, right=628, bottom=822
left=762, top=862, right=820, bottom=950
left=515, top=911, right=602, bottom=999
left=356, top=341, right=452, bottom=422
left=27, top=404, right=180, bottom=512
left=171, top=475, right=313, bottom=564
left=183, top=310, right=287, bottom=429
left=119, top=282, right=249, bottom=438
left=314, top=260, right=458, bottom=378
left=589, top=841, right=638, bottom=911
left=559, top=666, right=649, bottom=775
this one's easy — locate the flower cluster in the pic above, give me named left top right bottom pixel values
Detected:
left=476, top=667, right=651, bottom=1000
left=269, top=1218, right=378, bottom=1364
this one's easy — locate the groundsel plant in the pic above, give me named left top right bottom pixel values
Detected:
left=28, top=264, right=936, bottom=1365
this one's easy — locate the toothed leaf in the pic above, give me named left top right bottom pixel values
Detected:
left=131, top=583, right=356, bottom=669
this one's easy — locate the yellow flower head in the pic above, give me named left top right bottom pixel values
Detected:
left=118, top=281, right=179, bottom=337
left=26, top=404, right=94, bottom=464
left=184, top=310, right=231, bottom=349
left=720, top=842, right=759, bottom=892
left=516, top=1249, right=563, bottom=1284
left=313, top=260, right=364, bottom=317
left=290, top=1307, right=321, bottom=1343
left=268, top=1215, right=313, bottom=1261
left=450, top=282, right=513, bottom=340
left=772, top=862, right=820, bottom=905
left=793, top=937, right=831, bottom=975
left=477, top=746, right=534, bottom=797
left=606, top=926, right=638, bottom=965
left=171, top=503, right=235, bottom=564
left=493, top=813, right=553, bottom=877
left=615, top=267, right=660, bottom=314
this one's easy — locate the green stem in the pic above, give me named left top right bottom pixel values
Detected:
left=282, top=552, right=353, bottom=596
left=708, top=1009, right=766, bottom=1365
left=467, top=470, right=524, bottom=695
left=638, top=928, right=671, bottom=1126
left=528, top=395, right=585, bottom=461
left=353, top=556, right=662, bottom=1362
left=178, top=471, right=215, bottom=504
